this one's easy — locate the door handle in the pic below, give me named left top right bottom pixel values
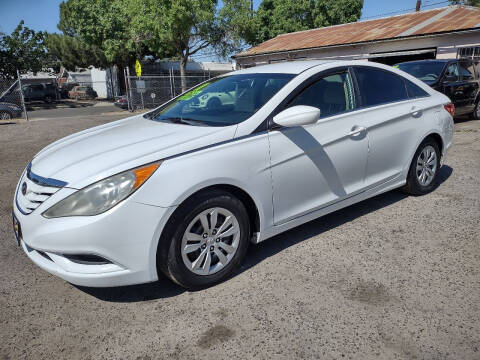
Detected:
left=411, top=107, right=423, bottom=118
left=348, top=125, right=367, bottom=136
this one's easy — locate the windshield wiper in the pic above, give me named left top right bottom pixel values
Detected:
left=160, top=117, right=209, bottom=126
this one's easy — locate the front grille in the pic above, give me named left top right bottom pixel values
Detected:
left=16, top=163, right=67, bottom=215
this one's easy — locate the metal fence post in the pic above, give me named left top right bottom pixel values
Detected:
left=126, top=66, right=134, bottom=112
left=124, top=67, right=131, bottom=112
left=17, top=70, right=28, bottom=121
left=171, top=70, right=176, bottom=96
left=169, top=68, right=174, bottom=98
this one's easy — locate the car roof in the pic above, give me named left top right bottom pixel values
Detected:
left=397, top=59, right=452, bottom=65
left=231, top=60, right=337, bottom=75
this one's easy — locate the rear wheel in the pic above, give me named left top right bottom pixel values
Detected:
left=402, top=138, right=441, bottom=195
left=472, top=100, right=480, bottom=120
left=157, top=189, right=250, bottom=289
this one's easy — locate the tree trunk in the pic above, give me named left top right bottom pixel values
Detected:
left=180, top=56, right=188, bottom=93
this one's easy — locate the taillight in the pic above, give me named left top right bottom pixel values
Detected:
left=444, top=103, right=455, bottom=117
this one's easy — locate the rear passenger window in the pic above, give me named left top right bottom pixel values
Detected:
left=354, top=67, right=408, bottom=107
left=405, top=79, right=429, bottom=99
left=458, top=61, right=475, bottom=80
left=288, top=71, right=355, bottom=118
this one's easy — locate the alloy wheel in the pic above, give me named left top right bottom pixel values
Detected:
left=416, top=145, right=437, bottom=186
left=181, top=207, right=240, bottom=276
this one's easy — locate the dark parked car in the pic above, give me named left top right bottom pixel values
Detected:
left=68, top=85, right=97, bottom=100
left=22, top=83, right=57, bottom=103
left=114, top=95, right=128, bottom=109
left=396, top=59, right=480, bottom=119
left=0, top=102, right=22, bottom=120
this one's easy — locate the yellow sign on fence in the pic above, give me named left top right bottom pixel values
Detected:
left=135, top=60, right=142, bottom=77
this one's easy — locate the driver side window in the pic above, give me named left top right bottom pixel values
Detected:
left=288, top=72, right=355, bottom=118
left=444, top=63, right=459, bottom=81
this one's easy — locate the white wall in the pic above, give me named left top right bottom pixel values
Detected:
left=90, top=68, right=108, bottom=98
left=236, top=31, right=480, bottom=67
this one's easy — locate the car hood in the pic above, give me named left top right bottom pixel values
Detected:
left=31, top=115, right=236, bottom=188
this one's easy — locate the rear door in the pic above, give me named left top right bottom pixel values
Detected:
left=352, top=66, right=420, bottom=187
left=442, top=62, right=468, bottom=114
left=458, top=60, right=479, bottom=113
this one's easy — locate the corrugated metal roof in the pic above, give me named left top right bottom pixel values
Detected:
left=235, top=6, right=480, bottom=58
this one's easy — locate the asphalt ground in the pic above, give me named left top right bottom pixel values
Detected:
left=0, top=109, right=479, bottom=359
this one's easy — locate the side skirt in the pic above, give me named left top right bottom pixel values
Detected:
left=254, top=177, right=406, bottom=244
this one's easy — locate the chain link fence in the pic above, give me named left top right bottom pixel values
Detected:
left=0, top=72, right=28, bottom=121
left=125, top=73, right=213, bottom=111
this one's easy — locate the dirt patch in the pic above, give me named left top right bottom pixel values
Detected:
left=197, top=325, right=235, bottom=349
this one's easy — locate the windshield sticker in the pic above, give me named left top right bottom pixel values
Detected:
left=178, top=83, right=211, bottom=100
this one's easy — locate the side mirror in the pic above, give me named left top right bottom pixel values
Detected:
left=273, top=105, right=320, bottom=127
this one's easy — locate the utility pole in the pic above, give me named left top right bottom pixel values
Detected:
left=416, top=0, right=421, bottom=12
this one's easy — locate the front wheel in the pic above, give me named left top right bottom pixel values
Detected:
left=402, top=138, right=441, bottom=195
left=158, top=189, right=250, bottom=289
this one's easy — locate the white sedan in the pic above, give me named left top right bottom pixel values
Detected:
left=13, top=60, right=454, bottom=289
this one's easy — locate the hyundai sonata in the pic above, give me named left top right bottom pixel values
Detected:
left=13, top=60, right=454, bottom=289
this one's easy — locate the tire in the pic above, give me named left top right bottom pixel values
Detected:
left=402, top=138, right=441, bottom=195
left=157, top=189, right=250, bottom=289
left=0, top=111, right=12, bottom=120
left=472, top=100, right=480, bottom=120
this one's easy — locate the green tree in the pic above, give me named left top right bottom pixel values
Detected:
left=448, top=0, right=480, bottom=6
left=55, top=0, right=251, bottom=90
left=248, top=0, right=363, bottom=46
left=57, top=0, right=141, bottom=68
left=45, top=34, right=107, bottom=71
left=137, top=0, right=226, bottom=91
left=0, top=21, right=51, bottom=79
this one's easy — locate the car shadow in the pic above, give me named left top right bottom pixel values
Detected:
left=453, top=114, right=476, bottom=124
left=76, top=165, right=452, bottom=303
left=26, top=100, right=96, bottom=111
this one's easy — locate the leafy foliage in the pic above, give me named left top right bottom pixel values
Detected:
left=135, top=0, right=229, bottom=90
left=246, top=0, right=364, bottom=46
left=45, top=34, right=107, bottom=71
left=449, top=0, right=480, bottom=6
left=0, top=21, right=51, bottom=79
left=57, top=0, right=140, bottom=68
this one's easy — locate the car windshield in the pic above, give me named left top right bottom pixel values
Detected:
left=148, top=73, right=294, bottom=126
left=396, top=62, right=446, bottom=83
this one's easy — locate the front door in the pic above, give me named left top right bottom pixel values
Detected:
left=268, top=69, right=369, bottom=225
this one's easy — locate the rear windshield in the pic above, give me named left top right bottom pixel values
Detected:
left=396, top=62, right=446, bottom=83
left=148, top=73, right=294, bottom=127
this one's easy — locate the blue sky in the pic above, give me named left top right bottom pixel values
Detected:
left=0, top=0, right=451, bottom=35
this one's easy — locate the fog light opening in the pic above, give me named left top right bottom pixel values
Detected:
left=63, top=254, right=112, bottom=265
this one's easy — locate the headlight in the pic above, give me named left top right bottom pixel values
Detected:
left=43, top=162, right=161, bottom=218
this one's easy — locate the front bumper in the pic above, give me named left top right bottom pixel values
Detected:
left=13, top=194, right=175, bottom=287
